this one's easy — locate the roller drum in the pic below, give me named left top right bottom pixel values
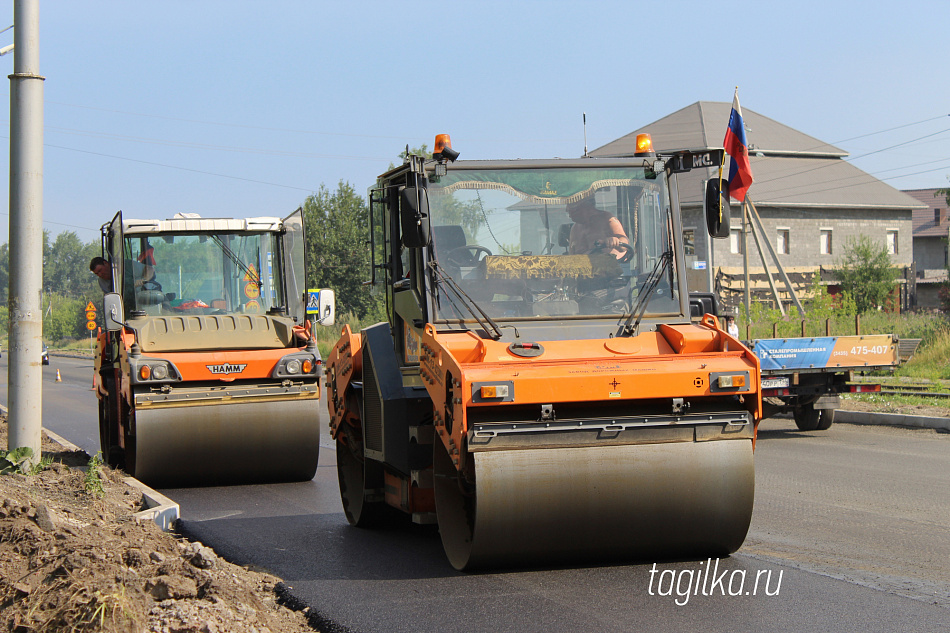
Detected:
left=434, top=438, right=754, bottom=571
left=131, top=397, right=320, bottom=487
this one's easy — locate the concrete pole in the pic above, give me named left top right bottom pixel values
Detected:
left=7, top=0, right=44, bottom=464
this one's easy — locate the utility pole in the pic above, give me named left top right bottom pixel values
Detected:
left=7, top=0, right=44, bottom=465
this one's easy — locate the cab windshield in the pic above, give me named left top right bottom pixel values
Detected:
left=124, top=232, right=285, bottom=316
left=427, top=164, right=680, bottom=322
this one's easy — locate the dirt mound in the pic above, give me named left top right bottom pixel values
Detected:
left=0, top=419, right=315, bottom=633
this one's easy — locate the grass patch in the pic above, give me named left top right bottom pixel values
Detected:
left=84, top=452, right=106, bottom=498
left=843, top=391, right=950, bottom=408
left=893, top=324, right=950, bottom=381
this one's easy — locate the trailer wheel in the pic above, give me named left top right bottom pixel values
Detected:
left=815, top=408, right=835, bottom=431
left=793, top=403, right=821, bottom=431
left=336, top=394, right=386, bottom=527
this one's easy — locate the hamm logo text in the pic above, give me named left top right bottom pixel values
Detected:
left=207, top=363, right=247, bottom=375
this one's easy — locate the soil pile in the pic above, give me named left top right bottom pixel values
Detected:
left=0, top=418, right=315, bottom=633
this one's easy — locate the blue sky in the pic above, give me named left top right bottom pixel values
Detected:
left=1, top=0, right=947, bottom=244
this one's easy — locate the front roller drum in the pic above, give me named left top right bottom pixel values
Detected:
left=130, top=398, right=320, bottom=487
left=433, top=438, right=755, bottom=571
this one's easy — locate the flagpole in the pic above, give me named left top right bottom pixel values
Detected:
left=742, top=194, right=751, bottom=323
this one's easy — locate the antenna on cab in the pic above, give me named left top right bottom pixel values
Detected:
left=583, top=112, right=588, bottom=158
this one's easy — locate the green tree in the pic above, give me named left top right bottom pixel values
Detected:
left=44, top=231, right=101, bottom=299
left=834, top=235, right=898, bottom=313
left=302, top=181, right=384, bottom=321
left=935, top=179, right=949, bottom=206
left=43, top=295, right=89, bottom=342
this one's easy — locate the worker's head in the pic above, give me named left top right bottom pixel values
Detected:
left=726, top=315, right=735, bottom=323
left=89, top=256, right=111, bottom=281
left=566, top=197, right=598, bottom=223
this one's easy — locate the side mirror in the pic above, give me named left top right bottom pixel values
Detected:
left=704, top=179, right=731, bottom=238
left=314, top=289, right=335, bottom=327
left=400, top=186, right=431, bottom=248
left=103, top=293, right=125, bottom=331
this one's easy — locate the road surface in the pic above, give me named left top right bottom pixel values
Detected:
left=3, top=354, right=948, bottom=632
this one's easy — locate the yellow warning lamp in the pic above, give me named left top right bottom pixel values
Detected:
left=434, top=134, right=452, bottom=154
left=634, top=133, right=655, bottom=157
left=433, top=134, right=460, bottom=162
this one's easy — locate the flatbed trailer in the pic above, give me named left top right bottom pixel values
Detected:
left=753, top=334, right=899, bottom=431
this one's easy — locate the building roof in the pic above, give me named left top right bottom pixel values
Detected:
left=591, top=102, right=926, bottom=211
left=903, top=188, right=950, bottom=237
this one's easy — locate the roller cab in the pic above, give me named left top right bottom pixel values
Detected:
left=328, top=138, right=759, bottom=570
left=94, top=210, right=333, bottom=487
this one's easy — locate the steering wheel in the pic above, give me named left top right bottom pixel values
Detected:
left=141, top=279, right=162, bottom=291
left=444, top=245, right=493, bottom=267
left=587, top=241, right=634, bottom=263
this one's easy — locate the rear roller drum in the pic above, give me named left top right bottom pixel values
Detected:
left=97, top=372, right=126, bottom=470
left=336, top=395, right=387, bottom=527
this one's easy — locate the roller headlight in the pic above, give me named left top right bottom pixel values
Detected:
left=273, top=353, right=321, bottom=378
left=131, top=358, right=180, bottom=384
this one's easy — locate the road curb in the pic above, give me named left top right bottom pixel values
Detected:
left=31, top=424, right=180, bottom=532
left=123, top=476, right=180, bottom=531
left=836, top=410, right=950, bottom=431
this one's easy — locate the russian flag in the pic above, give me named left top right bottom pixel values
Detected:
left=723, top=90, right=754, bottom=202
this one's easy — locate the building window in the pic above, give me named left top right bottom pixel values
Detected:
left=886, top=229, right=898, bottom=255
left=819, top=229, right=832, bottom=255
left=777, top=229, right=790, bottom=255
left=683, top=229, right=695, bottom=256
left=730, top=228, right=743, bottom=254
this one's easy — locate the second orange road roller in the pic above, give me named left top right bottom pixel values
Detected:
left=327, top=135, right=761, bottom=570
left=94, top=209, right=334, bottom=487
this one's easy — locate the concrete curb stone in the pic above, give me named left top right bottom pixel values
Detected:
left=835, top=410, right=950, bottom=432
left=33, top=427, right=180, bottom=531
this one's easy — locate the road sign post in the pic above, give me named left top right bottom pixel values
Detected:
left=85, top=301, right=97, bottom=348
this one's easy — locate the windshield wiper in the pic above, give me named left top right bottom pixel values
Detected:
left=211, top=236, right=261, bottom=288
left=620, top=249, right=673, bottom=337
left=429, top=261, right=504, bottom=340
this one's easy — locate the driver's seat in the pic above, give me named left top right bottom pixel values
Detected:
left=432, top=225, right=476, bottom=266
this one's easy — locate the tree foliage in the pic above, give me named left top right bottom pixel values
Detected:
left=835, top=235, right=898, bottom=313
left=1, top=230, right=104, bottom=342
left=43, top=295, right=91, bottom=343
left=302, top=181, right=384, bottom=322
left=936, top=179, right=949, bottom=207
left=44, top=231, right=102, bottom=300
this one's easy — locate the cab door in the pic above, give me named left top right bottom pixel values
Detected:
left=282, top=208, right=307, bottom=326
left=105, top=210, right=124, bottom=293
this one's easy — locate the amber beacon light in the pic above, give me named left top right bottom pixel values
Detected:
left=635, top=133, right=655, bottom=156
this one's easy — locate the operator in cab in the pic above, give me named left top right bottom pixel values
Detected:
left=566, top=197, right=630, bottom=259
left=89, top=255, right=156, bottom=313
